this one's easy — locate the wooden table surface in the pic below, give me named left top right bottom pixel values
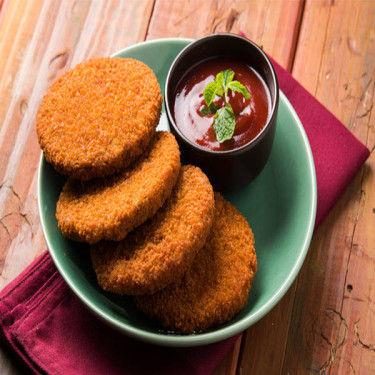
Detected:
left=0, top=1, right=374, bottom=374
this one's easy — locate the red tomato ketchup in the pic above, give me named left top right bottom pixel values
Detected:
left=172, top=57, right=271, bottom=151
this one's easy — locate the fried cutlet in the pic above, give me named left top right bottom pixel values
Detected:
left=134, top=192, right=257, bottom=333
left=90, top=165, right=215, bottom=295
left=36, top=57, right=162, bottom=180
left=56, top=131, right=180, bottom=244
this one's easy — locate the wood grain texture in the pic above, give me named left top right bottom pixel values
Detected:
left=147, top=0, right=304, bottom=70
left=236, top=285, right=297, bottom=375
left=283, top=0, right=375, bottom=373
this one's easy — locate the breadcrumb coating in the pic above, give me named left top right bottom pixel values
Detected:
left=90, top=165, right=215, bottom=295
left=36, top=57, right=162, bottom=180
left=134, top=192, right=257, bottom=333
left=56, top=131, right=180, bottom=244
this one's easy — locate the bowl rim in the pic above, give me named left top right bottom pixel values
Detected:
left=37, top=37, right=317, bottom=347
left=164, top=32, right=279, bottom=156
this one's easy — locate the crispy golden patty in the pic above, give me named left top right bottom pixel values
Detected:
left=134, top=193, right=257, bottom=333
left=90, top=165, right=215, bottom=295
left=36, top=57, right=162, bottom=180
left=56, top=131, right=180, bottom=244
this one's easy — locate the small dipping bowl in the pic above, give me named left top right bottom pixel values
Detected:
left=165, top=33, right=279, bottom=191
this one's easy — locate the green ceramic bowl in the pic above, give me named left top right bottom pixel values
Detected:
left=38, top=38, right=317, bottom=347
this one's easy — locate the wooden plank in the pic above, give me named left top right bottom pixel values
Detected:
left=236, top=285, right=296, bottom=375
left=0, top=0, right=43, bottom=120
left=0, top=1, right=153, bottom=373
left=148, top=2, right=304, bottom=375
left=282, top=0, right=375, bottom=373
left=147, top=0, right=304, bottom=71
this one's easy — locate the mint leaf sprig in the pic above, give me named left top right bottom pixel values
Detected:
left=200, top=69, right=250, bottom=143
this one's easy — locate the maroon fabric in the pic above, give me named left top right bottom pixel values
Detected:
left=0, top=252, right=238, bottom=375
left=270, top=58, right=369, bottom=227
left=0, top=59, right=370, bottom=374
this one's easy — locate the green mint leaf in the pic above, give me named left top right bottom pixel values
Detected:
left=215, top=71, right=224, bottom=88
left=213, top=103, right=236, bottom=143
left=214, top=72, right=225, bottom=96
left=216, top=87, right=224, bottom=97
left=227, top=81, right=250, bottom=99
left=222, top=69, right=235, bottom=87
left=201, top=69, right=250, bottom=143
left=203, top=81, right=219, bottom=106
left=200, top=102, right=219, bottom=116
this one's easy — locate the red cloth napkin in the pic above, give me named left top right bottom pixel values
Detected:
left=270, top=58, right=369, bottom=227
left=0, top=60, right=370, bottom=375
left=0, top=252, right=237, bottom=375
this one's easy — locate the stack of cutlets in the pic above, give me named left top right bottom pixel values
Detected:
left=36, top=57, right=257, bottom=334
